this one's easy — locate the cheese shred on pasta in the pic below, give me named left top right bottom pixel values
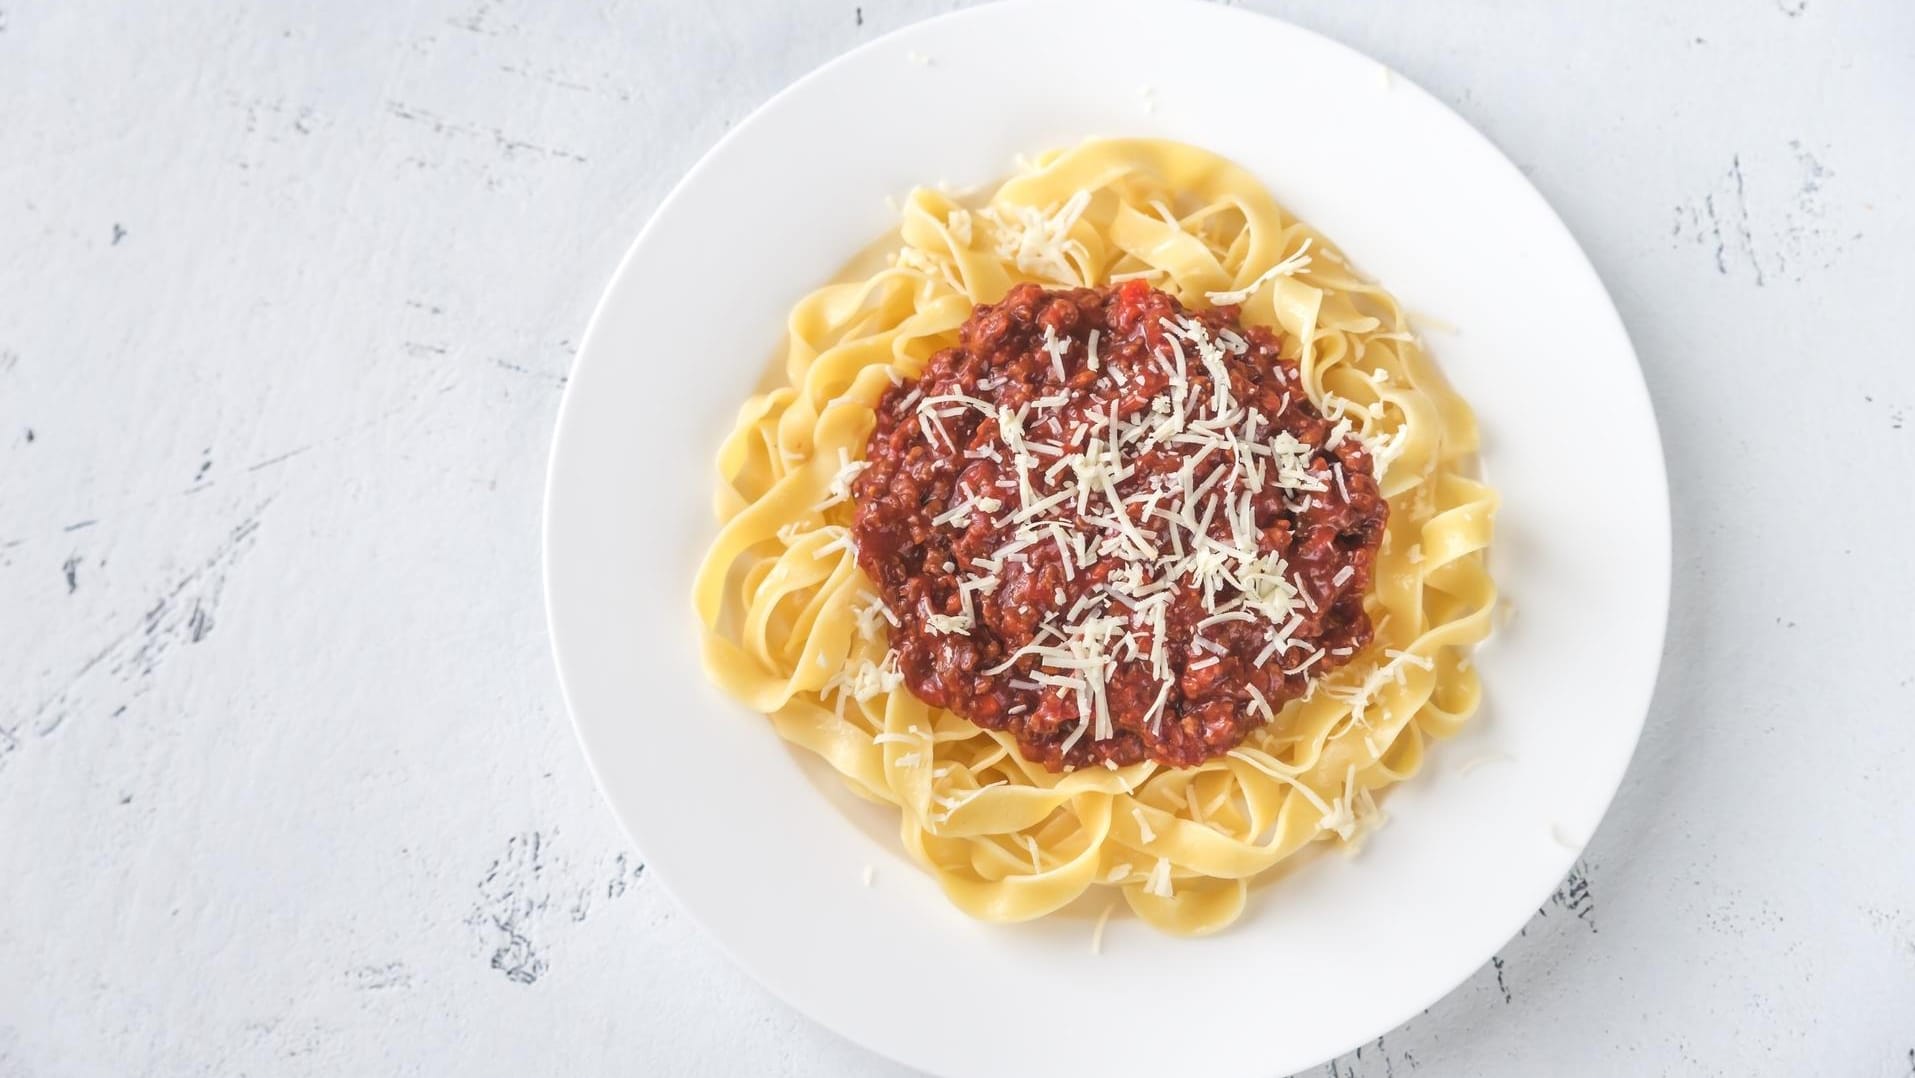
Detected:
left=692, top=139, right=1497, bottom=936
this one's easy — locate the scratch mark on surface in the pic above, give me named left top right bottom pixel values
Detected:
left=385, top=100, right=479, bottom=136
left=239, top=393, right=426, bottom=476
left=246, top=445, right=314, bottom=472
left=1727, top=155, right=1765, bottom=286
left=447, top=1, right=515, bottom=36
left=1775, top=0, right=1807, bottom=15
left=497, top=63, right=631, bottom=102
left=1540, top=862, right=1599, bottom=932
left=472, top=831, right=551, bottom=985
left=604, top=852, right=641, bottom=900
left=221, top=93, right=323, bottom=171
left=1860, top=904, right=1914, bottom=956
left=385, top=101, right=587, bottom=164
left=493, top=359, right=567, bottom=389
left=855, top=5, right=863, bottom=25
left=493, top=132, right=588, bottom=164
left=1492, top=955, right=1512, bottom=1002
left=346, top=962, right=414, bottom=991
left=62, top=554, right=79, bottom=594
left=187, top=600, right=213, bottom=643
left=1704, top=194, right=1728, bottom=275
left=16, top=499, right=271, bottom=750
left=497, top=63, right=589, bottom=94
left=63, top=519, right=97, bottom=532
left=1672, top=143, right=1842, bottom=285
left=468, top=832, right=646, bottom=985
left=1322, top=1032, right=1418, bottom=1076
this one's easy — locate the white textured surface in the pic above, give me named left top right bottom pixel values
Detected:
left=1, top=2, right=1910, bottom=1076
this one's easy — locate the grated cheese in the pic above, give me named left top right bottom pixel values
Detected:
left=977, top=190, right=1091, bottom=283
left=1204, top=239, right=1314, bottom=305
left=1143, top=857, right=1174, bottom=898
left=926, top=613, right=974, bottom=636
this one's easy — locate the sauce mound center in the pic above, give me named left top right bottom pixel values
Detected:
left=850, top=281, right=1387, bottom=770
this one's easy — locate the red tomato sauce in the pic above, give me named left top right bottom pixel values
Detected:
left=851, top=282, right=1386, bottom=770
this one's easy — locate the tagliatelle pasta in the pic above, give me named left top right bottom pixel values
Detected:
left=692, top=138, right=1497, bottom=936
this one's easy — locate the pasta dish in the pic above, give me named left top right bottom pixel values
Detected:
left=692, top=138, right=1497, bottom=935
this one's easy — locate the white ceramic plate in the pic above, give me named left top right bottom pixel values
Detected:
left=544, top=2, right=1669, bottom=1075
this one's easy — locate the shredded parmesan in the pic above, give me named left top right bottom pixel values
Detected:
left=812, top=449, right=869, bottom=510
left=977, top=190, right=1091, bottom=283
left=926, top=612, right=973, bottom=635
left=1143, top=857, right=1174, bottom=898
left=1204, top=239, right=1314, bottom=304
left=1131, top=806, right=1157, bottom=844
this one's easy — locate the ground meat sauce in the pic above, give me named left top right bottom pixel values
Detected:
left=850, top=281, right=1386, bottom=770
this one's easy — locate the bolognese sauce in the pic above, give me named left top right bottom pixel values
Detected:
left=850, top=281, right=1386, bottom=770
